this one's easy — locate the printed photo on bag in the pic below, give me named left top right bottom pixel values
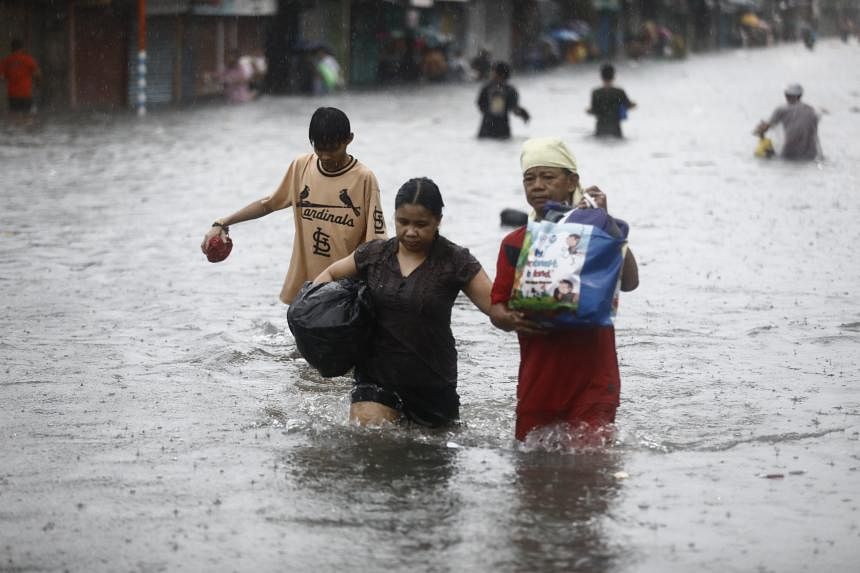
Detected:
left=510, top=218, right=624, bottom=328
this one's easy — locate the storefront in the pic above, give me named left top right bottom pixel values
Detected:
left=126, top=0, right=276, bottom=106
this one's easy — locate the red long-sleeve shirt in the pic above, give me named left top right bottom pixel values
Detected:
left=492, top=226, right=621, bottom=441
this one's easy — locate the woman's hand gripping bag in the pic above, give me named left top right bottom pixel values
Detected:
left=509, top=207, right=626, bottom=328
left=287, top=279, right=374, bottom=377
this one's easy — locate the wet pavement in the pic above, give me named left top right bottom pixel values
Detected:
left=2, top=39, right=859, bottom=572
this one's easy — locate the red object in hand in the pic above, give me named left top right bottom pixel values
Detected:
left=206, top=233, right=233, bottom=263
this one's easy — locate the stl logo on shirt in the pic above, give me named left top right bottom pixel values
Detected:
left=373, top=206, right=385, bottom=234
left=312, top=227, right=332, bottom=257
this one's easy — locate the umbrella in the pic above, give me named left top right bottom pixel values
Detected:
left=551, top=29, right=583, bottom=43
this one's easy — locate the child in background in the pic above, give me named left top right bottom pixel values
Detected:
left=477, top=61, right=530, bottom=139
left=587, top=63, right=636, bottom=138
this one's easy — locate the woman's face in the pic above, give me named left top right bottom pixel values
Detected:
left=522, top=166, right=579, bottom=217
left=395, top=203, right=441, bottom=253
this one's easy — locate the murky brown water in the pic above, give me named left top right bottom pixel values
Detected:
left=2, top=39, right=859, bottom=572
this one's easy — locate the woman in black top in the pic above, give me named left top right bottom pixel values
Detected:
left=314, top=178, right=493, bottom=427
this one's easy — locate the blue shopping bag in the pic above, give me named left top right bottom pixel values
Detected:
left=509, top=207, right=626, bottom=327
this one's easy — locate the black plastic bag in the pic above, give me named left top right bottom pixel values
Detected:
left=286, top=279, right=374, bottom=378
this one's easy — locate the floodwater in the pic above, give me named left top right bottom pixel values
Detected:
left=2, top=39, right=859, bottom=572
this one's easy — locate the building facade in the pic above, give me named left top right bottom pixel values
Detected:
left=1, top=0, right=848, bottom=112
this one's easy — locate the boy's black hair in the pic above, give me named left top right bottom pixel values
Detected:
left=308, top=107, right=351, bottom=148
left=492, top=61, right=511, bottom=80
left=395, top=177, right=444, bottom=218
left=600, top=63, right=615, bottom=82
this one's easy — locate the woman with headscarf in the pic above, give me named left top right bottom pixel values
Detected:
left=489, top=137, right=639, bottom=443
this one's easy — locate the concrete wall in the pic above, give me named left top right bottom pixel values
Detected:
left=465, top=0, right=513, bottom=62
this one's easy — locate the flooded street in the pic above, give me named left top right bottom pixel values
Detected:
left=2, top=39, right=859, bottom=572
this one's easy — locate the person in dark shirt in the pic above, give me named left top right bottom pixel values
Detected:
left=477, top=61, right=530, bottom=139
left=587, top=63, right=636, bottom=138
left=314, top=177, right=493, bottom=428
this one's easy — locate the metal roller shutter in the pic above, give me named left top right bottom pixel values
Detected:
left=128, top=16, right=178, bottom=107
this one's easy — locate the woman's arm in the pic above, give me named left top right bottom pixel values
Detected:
left=462, top=269, right=493, bottom=315
left=489, top=303, right=545, bottom=335
left=620, top=248, right=639, bottom=292
left=314, top=253, right=358, bottom=284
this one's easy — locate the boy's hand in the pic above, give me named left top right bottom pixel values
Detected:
left=201, top=225, right=224, bottom=254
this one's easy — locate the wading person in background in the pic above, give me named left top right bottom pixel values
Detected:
left=240, top=48, right=268, bottom=93
left=220, top=49, right=255, bottom=104
left=587, top=63, right=636, bottom=138
left=314, top=178, right=493, bottom=428
left=200, top=107, right=387, bottom=304
left=753, top=83, right=821, bottom=161
left=476, top=61, right=530, bottom=139
left=0, top=39, right=40, bottom=119
left=489, top=137, right=639, bottom=444
left=470, top=48, right=492, bottom=81
left=313, top=47, right=344, bottom=95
